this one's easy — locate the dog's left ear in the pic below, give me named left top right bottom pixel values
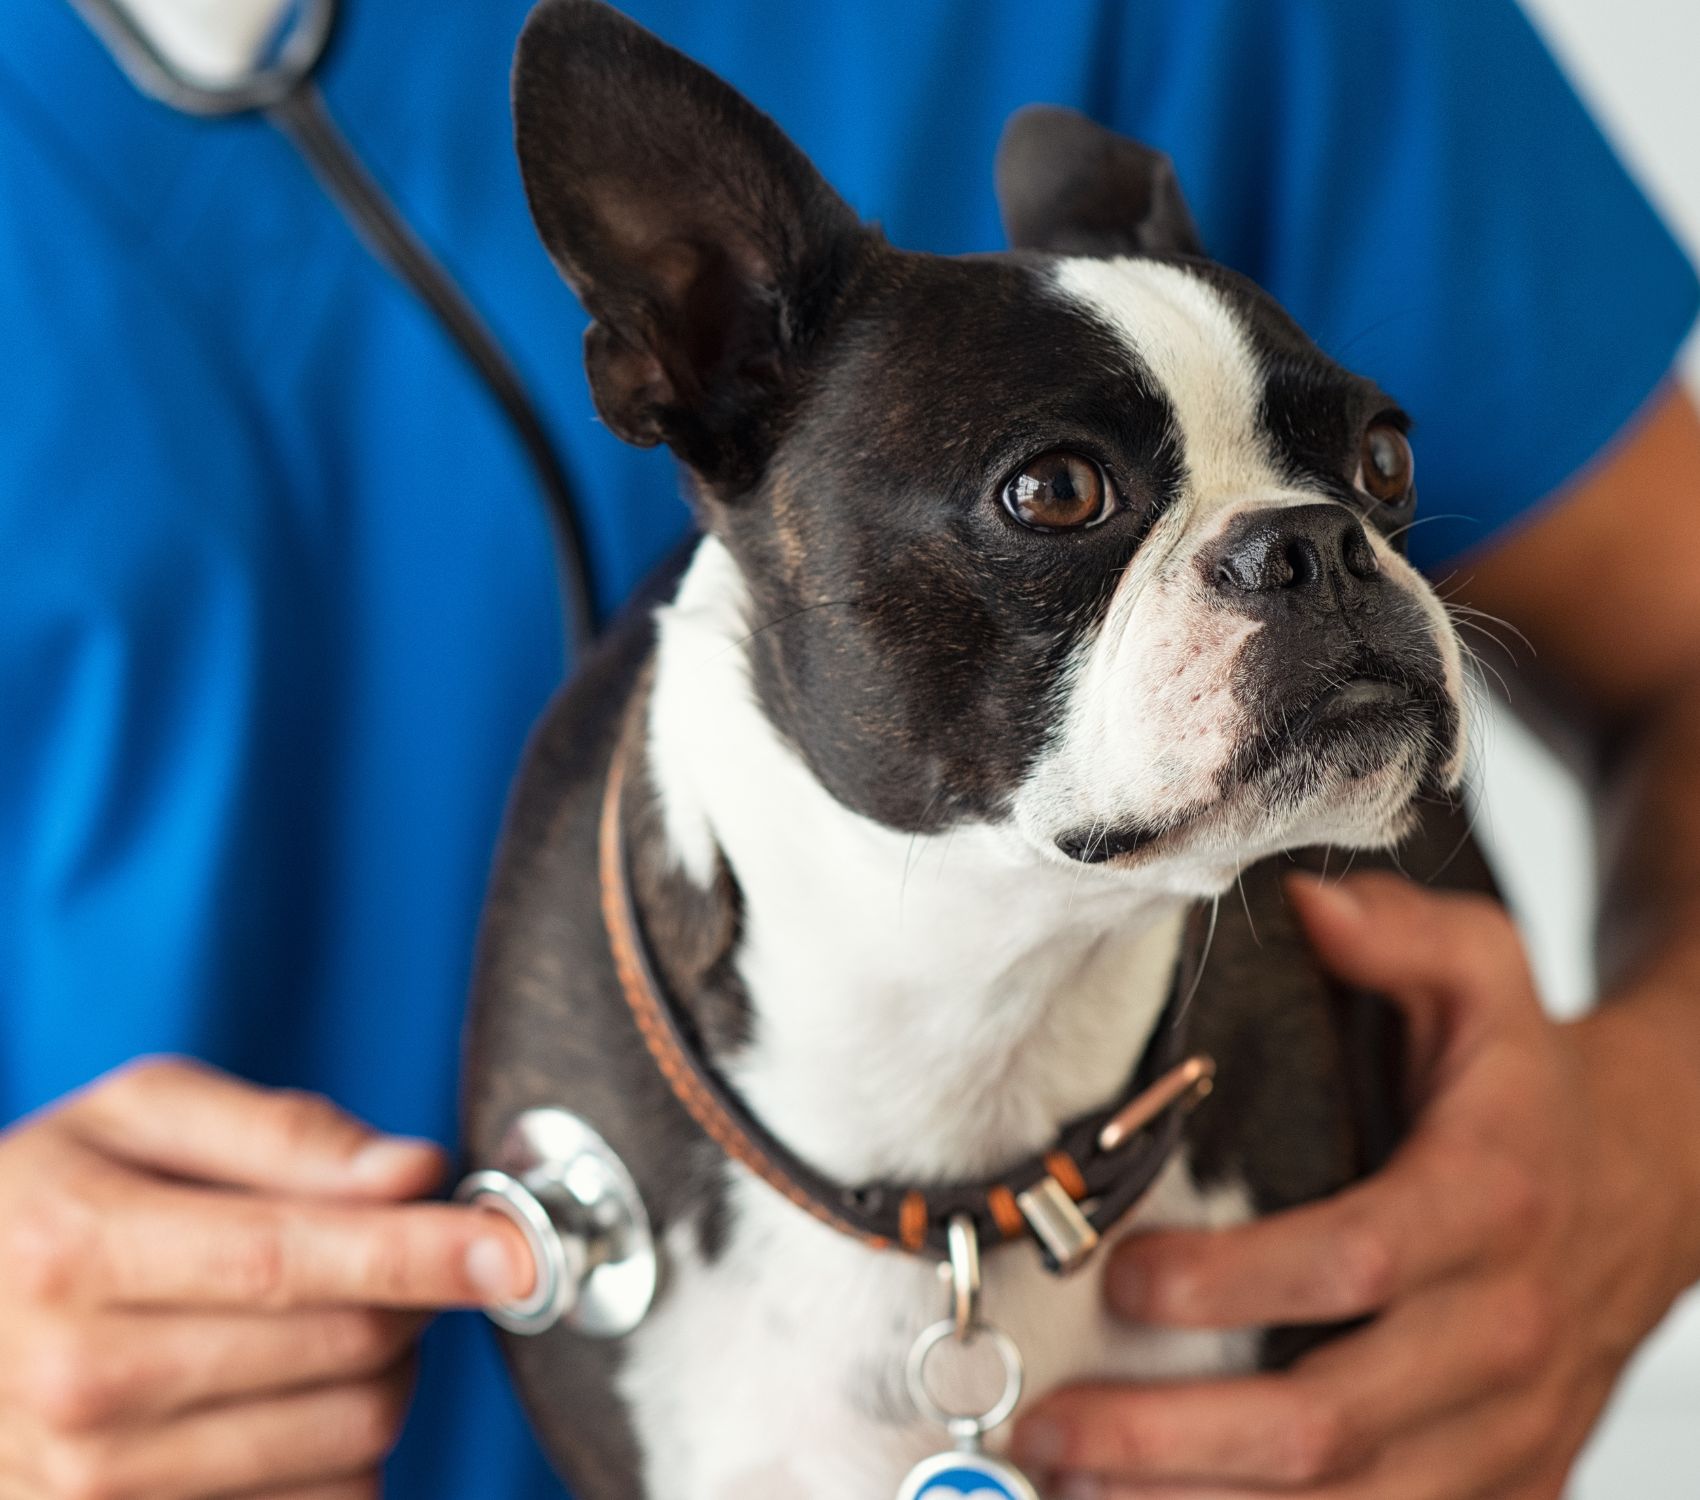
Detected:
left=996, top=105, right=1203, bottom=259
left=513, top=0, right=866, bottom=490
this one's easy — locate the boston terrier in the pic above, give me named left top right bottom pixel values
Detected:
left=464, top=3, right=1492, bottom=1495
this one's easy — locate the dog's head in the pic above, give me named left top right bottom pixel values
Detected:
left=515, top=0, right=1466, bottom=897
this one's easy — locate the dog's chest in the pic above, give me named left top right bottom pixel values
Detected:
left=613, top=545, right=1263, bottom=1496
left=617, top=1156, right=1256, bottom=1500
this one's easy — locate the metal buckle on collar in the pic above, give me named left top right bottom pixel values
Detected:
left=1015, top=1055, right=1218, bottom=1274
left=944, top=1212, right=982, bottom=1338
left=1015, top=1177, right=1100, bottom=1272
left=1098, top=1055, right=1217, bottom=1153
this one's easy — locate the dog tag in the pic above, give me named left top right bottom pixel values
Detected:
left=898, top=1318, right=1042, bottom=1500
left=895, top=1446, right=1041, bottom=1500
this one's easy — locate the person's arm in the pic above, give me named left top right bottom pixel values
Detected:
left=1469, top=384, right=1700, bottom=1016
left=1008, top=384, right=1700, bottom=1499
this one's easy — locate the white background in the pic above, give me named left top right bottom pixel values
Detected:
left=1473, top=0, right=1698, bottom=1490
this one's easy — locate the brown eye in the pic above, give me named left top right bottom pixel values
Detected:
left=1002, top=451, right=1115, bottom=531
left=1358, top=421, right=1414, bottom=506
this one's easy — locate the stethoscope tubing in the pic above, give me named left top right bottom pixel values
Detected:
left=67, top=0, right=601, bottom=656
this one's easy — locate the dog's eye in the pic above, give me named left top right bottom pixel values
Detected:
left=1003, top=451, right=1116, bottom=531
left=1357, top=421, right=1414, bottom=506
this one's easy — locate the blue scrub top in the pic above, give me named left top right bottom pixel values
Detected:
left=0, top=1, right=1694, bottom=1495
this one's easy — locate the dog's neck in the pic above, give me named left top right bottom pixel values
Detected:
left=643, top=538, right=1191, bottom=1186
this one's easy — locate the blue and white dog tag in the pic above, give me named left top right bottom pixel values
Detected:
left=895, top=1449, right=1041, bottom=1500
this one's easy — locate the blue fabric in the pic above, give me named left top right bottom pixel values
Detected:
left=0, top=1, right=1692, bottom=1496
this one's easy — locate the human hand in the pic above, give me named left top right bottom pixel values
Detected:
left=0, top=1057, right=533, bottom=1499
left=1013, top=872, right=1700, bottom=1498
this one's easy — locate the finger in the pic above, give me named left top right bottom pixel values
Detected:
left=1018, top=1273, right=1552, bottom=1487
left=1107, top=1127, right=1534, bottom=1327
left=1284, top=875, right=1535, bottom=1038
left=67, top=1058, right=444, bottom=1201
left=74, top=1182, right=533, bottom=1310
left=43, top=1360, right=415, bottom=1500
left=1015, top=1372, right=1356, bottom=1489
left=1035, top=1380, right=1566, bottom=1500
left=12, top=1310, right=427, bottom=1430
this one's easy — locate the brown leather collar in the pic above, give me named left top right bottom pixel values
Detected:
left=598, top=736, right=1216, bottom=1271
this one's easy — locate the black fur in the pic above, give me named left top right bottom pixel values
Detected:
left=513, top=0, right=868, bottom=489
left=730, top=248, right=1189, bottom=830
left=998, top=105, right=1205, bottom=259
left=514, top=0, right=1456, bottom=845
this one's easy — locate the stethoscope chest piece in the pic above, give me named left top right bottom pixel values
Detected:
left=455, top=1109, right=656, bottom=1338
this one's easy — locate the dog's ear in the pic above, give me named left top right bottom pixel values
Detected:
left=514, top=0, right=864, bottom=488
left=995, top=105, right=1203, bottom=260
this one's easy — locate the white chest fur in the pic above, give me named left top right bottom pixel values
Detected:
left=625, top=541, right=1258, bottom=1498
left=621, top=1163, right=1255, bottom=1500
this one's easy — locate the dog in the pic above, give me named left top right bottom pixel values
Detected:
left=463, top=3, right=1491, bottom=1495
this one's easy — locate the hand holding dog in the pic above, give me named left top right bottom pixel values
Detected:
left=1016, top=872, right=1700, bottom=1499
left=0, top=1059, right=532, bottom=1500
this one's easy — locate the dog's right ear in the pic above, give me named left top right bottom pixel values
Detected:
left=514, top=0, right=864, bottom=490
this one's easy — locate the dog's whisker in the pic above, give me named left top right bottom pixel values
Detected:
left=1381, top=511, right=1472, bottom=546
left=1234, top=864, right=1262, bottom=947
left=1447, top=603, right=1536, bottom=660
left=722, top=598, right=858, bottom=657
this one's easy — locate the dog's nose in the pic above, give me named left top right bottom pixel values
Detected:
left=1208, top=503, right=1379, bottom=601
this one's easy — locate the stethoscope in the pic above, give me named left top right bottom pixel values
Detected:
left=70, top=0, right=601, bottom=659
left=73, top=0, right=653, bottom=1337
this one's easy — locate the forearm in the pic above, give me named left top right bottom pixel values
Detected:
left=1464, top=389, right=1700, bottom=1001
left=1461, top=386, right=1700, bottom=1291
left=1597, top=668, right=1700, bottom=1006
left=1578, top=673, right=1700, bottom=1294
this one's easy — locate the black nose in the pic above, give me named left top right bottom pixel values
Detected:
left=1209, top=503, right=1380, bottom=601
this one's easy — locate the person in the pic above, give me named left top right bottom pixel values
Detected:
left=1, top=0, right=1696, bottom=1496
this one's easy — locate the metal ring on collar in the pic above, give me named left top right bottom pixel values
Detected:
left=905, top=1319, right=1025, bottom=1443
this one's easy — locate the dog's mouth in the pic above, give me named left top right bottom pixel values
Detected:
left=1229, top=654, right=1451, bottom=787
left=1055, top=817, right=1180, bottom=865
left=1055, top=653, right=1456, bottom=868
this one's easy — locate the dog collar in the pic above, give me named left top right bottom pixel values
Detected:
left=598, top=737, right=1217, bottom=1272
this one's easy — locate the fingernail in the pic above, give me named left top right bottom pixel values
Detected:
left=350, top=1137, right=440, bottom=1186
left=466, top=1234, right=528, bottom=1303
left=1057, top=1479, right=1103, bottom=1500
left=1012, top=1418, right=1067, bottom=1468
left=1294, top=874, right=1362, bottom=921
